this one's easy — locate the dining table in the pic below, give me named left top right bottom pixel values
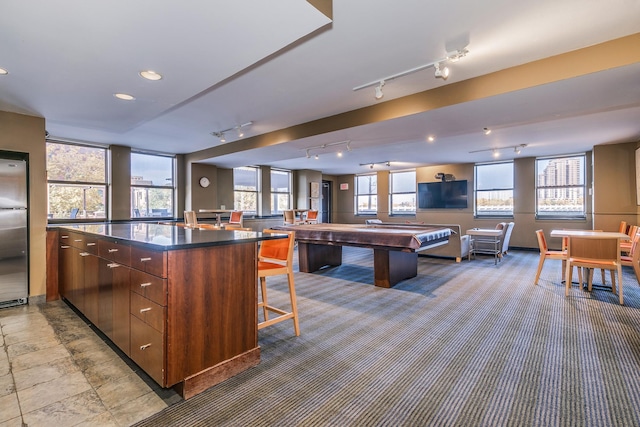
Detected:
left=550, top=229, right=629, bottom=300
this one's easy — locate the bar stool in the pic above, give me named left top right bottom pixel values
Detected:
left=257, top=229, right=300, bottom=336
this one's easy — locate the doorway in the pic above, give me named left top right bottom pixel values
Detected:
left=321, top=180, right=332, bottom=223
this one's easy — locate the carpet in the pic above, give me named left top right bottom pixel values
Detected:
left=134, top=248, right=640, bottom=426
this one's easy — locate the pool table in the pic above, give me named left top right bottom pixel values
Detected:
left=273, top=223, right=451, bottom=287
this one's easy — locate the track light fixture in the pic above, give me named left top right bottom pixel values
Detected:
left=211, top=121, right=253, bottom=142
left=352, top=48, right=469, bottom=99
left=483, top=127, right=492, bottom=135
left=304, top=140, right=352, bottom=160
left=359, top=161, right=392, bottom=169
left=469, top=144, right=528, bottom=156
left=434, top=63, right=449, bottom=80
left=375, top=81, right=385, bottom=99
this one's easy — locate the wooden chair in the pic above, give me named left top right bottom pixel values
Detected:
left=620, top=225, right=637, bottom=255
left=257, top=230, right=300, bottom=336
left=224, top=210, right=243, bottom=227
left=534, top=229, right=567, bottom=285
left=565, top=235, right=623, bottom=305
left=621, top=233, right=640, bottom=285
left=305, top=210, right=319, bottom=224
left=184, top=210, right=198, bottom=227
left=283, top=210, right=304, bottom=225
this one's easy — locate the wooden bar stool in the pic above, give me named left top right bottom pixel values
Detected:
left=257, top=230, right=300, bottom=336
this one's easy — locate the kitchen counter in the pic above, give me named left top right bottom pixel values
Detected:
left=47, top=222, right=282, bottom=399
left=53, top=222, right=280, bottom=250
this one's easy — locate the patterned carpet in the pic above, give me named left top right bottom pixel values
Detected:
left=134, top=248, right=640, bottom=426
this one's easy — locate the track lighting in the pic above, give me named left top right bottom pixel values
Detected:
left=211, top=121, right=253, bottom=142
left=353, top=48, right=469, bottom=97
left=469, top=144, right=527, bottom=156
left=434, top=63, right=449, bottom=80
left=483, top=127, right=492, bottom=135
left=375, top=81, right=385, bottom=100
left=304, top=140, right=352, bottom=160
left=359, top=161, right=392, bottom=168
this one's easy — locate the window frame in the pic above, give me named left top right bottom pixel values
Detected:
left=270, top=168, right=292, bottom=215
left=355, top=173, right=378, bottom=215
left=130, top=151, right=176, bottom=219
left=389, top=169, right=416, bottom=215
left=535, top=154, right=586, bottom=220
left=234, top=166, right=260, bottom=216
left=474, top=161, right=514, bottom=218
left=46, top=140, right=108, bottom=222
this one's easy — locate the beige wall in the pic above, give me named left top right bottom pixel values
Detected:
left=593, top=141, right=640, bottom=230
left=330, top=152, right=621, bottom=251
left=0, top=111, right=47, bottom=298
left=110, top=145, right=131, bottom=220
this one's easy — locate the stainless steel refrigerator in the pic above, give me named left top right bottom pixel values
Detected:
left=0, top=153, right=28, bottom=308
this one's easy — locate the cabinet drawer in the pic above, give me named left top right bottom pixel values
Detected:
left=83, top=236, right=99, bottom=255
left=130, top=269, right=167, bottom=306
left=131, top=246, right=167, bottom=278
left=98, top=239, right=131, bottom=265
left=61, top=231, right=84, bottom=248
left=130, top=315, right=165, bottom=386
left=130, top=292, right=166, bottom=333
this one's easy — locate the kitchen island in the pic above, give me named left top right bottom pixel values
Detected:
left=48, top=222, right=282, bottom=399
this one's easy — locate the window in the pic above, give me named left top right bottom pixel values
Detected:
left=475, top=162, right=514, bottom=217
left=46, top=142, right=107, bottom=220
left=234, top=166, right=260, bottom=215
left=389, top=170, right=416, bottom=214
left=536, top=155, right=586, bottom=218
left=131, top=152, right=175, bottom=218
left=356, top=174, right=377, bottom=214
left=270, top=169, right=291, bottom=215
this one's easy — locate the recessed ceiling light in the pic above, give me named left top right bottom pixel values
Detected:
left=427, top=135, right=435, bottom=142
left=114, top=93, right=135, bottom=101
left=0, top=68, right=8, bottom=75
left=483, top=127, right=492, bottom=135
left=139, top=70, right=162, bottom=81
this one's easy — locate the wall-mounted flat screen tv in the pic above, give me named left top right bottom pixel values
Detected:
left=418, top=180, right=468, bottom=209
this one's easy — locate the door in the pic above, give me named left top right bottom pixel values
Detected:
left=322, top=181, right=332, bottom=223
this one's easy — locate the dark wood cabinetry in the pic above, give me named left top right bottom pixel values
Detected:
left=50, top=224, right=266, bottom=399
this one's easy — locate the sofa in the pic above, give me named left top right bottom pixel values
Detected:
left=418, top=224, right=470, bottom=262
left=365, top=220, right=469, bottom=262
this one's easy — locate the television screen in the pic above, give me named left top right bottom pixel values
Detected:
left=418, top=180, right=468, bottom=209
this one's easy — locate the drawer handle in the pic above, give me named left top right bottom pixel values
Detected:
left=140, top=257, right=152, bottom=262
left=108, top=248, right=119, bottom=253
left=61, top=235, right=69, bottom=239
left=86, top=242, right=96, bottom=246
left=140, top=282, right=152, bottom=288
left=140, top=307, right=152, bottom=313
left=79, top=252, right=90, bottom=257
left=61, top=245, right=70, bottom=249
left=107, top=263, right=120, bottom=268
left=140, top=343, right=152, bottom=350
left=74, top=239, right=82, bottom=242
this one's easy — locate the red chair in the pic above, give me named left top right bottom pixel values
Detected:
left=305, top=210, right=319, bottom=224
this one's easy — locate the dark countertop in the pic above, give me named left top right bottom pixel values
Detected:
left=53, top=223, right=283, bottom=250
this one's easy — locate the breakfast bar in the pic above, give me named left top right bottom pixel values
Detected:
left=49, top=222, right=282, bottom=399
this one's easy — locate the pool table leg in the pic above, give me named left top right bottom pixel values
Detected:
left=374, top=250, right=418, bottom=288
left=297, top=242, right=343, bottom=272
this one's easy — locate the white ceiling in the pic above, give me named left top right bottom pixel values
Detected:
left=1, top=1, right=640, bottom=175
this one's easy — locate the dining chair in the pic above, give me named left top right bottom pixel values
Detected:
left=620, top=225, right=637, bottom=255
left=565, top=235, right=623, bottom=305
left=283, top=210, right=304, bottom=225
left=502, top=222, right=515, bottom=256
left=184, top=210, right=198, bottom=227
left=225, top=210, right=243, bottom=227
left=257, top=229, right=300, bottom=336
left=619, top=220, right=628, bottom=234
left=621, top=233, right=640, bottom=285
left=534, top=229, right=567, bottom=285
left=305, top=210, right=319, bottom=224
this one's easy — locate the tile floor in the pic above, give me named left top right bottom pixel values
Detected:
left=0, top=300, right=180, bottom=427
